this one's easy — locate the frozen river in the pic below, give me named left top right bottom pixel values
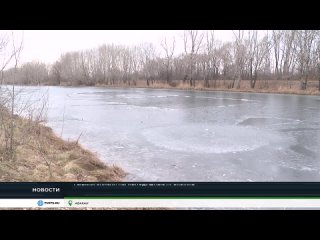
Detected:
left=15, top=86, right=320, bottom=181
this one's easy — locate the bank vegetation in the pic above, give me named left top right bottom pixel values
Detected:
left=0, top=32, right=125, bottom=181
left=3, top=30, right=320, bottom=95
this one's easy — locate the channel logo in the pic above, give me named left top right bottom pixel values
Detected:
left=37, top=200, right=44, bottom=206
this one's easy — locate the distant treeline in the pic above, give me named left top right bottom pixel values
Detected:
left=3, top=30, right=320, bottom=90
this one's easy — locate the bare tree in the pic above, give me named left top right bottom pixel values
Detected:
left=232, top=30, right=246, bottom=89
left=96, top=45, right=108, bottom=84
left=17, top=62, right=48, bottom=85
left=282, top=31, right=297, bottom=83
left=314, top=37, right=320, bottom=91
left=272, top=30, right=283, bottom=79
left=120, top=47, right=132, bottom=85
left=140, top=43, right=157, bottom=86
left=203, top=30, right=220, bottom=88
left=0, top=34, right=17, bottom=87
left=4, top=30, right=320, bottom=92
left=51, top=61, right=62, bottom=85
left=246, top=31, right=272, bottom=88
left=9, top=32, right=23, bottom=160
left=0, top=31, right=23, bottom=161
left=161, top=36, right=175, bottom=85
left=183, top=30, right=204, bottom=87
left=219, top=42, right=233, bottom=86
left=295, top=30, right=318, bottom=90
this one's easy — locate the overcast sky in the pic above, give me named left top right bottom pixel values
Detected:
left=1, top=30, right=237, bottom=66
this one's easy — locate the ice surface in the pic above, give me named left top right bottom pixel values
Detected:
left=142, top=124, right=284, bottom=154
left=14, top=86, right=320, bottom=181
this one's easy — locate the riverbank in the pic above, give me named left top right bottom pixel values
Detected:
left=95, top=79, right=320, bottom=96
left=0, top=111, right=126, bottom=182
left=17, top=79, right=320, bottom=96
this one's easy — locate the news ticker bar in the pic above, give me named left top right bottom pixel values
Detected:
left=2, top=182, right=320, bottom=198
left=3, top=198, right=320, bottom=209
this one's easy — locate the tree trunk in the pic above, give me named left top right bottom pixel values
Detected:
left=234, top=77, right=241, bottom=89
left=318, top=68, right=320, bottom=91
left=249, top=58, right=253, bottom=88
left=206, top=78, right=210, bottom=88
left=250, top=71, right=257, bottom=89
left=251, top=77, right=256, bottom=89
left=250, top=77, right=254, bottom=88
left=190, top=59, right=194, bottom=87
left=231, top=78, right=235, bottom=88
left=300, top=75, right=308, bottom=90
left=10, top=83, right=15, bottom=160
left=233, top=64, right=241, bottom=89
left=300, top=81, right=307, bottom=90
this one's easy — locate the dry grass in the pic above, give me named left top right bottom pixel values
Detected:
left=96, top=79, right=320, bottom=96
left=0, top=113, right=126, bottom=182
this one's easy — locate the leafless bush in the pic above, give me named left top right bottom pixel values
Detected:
left=0, top=32, right=50, bottom=171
